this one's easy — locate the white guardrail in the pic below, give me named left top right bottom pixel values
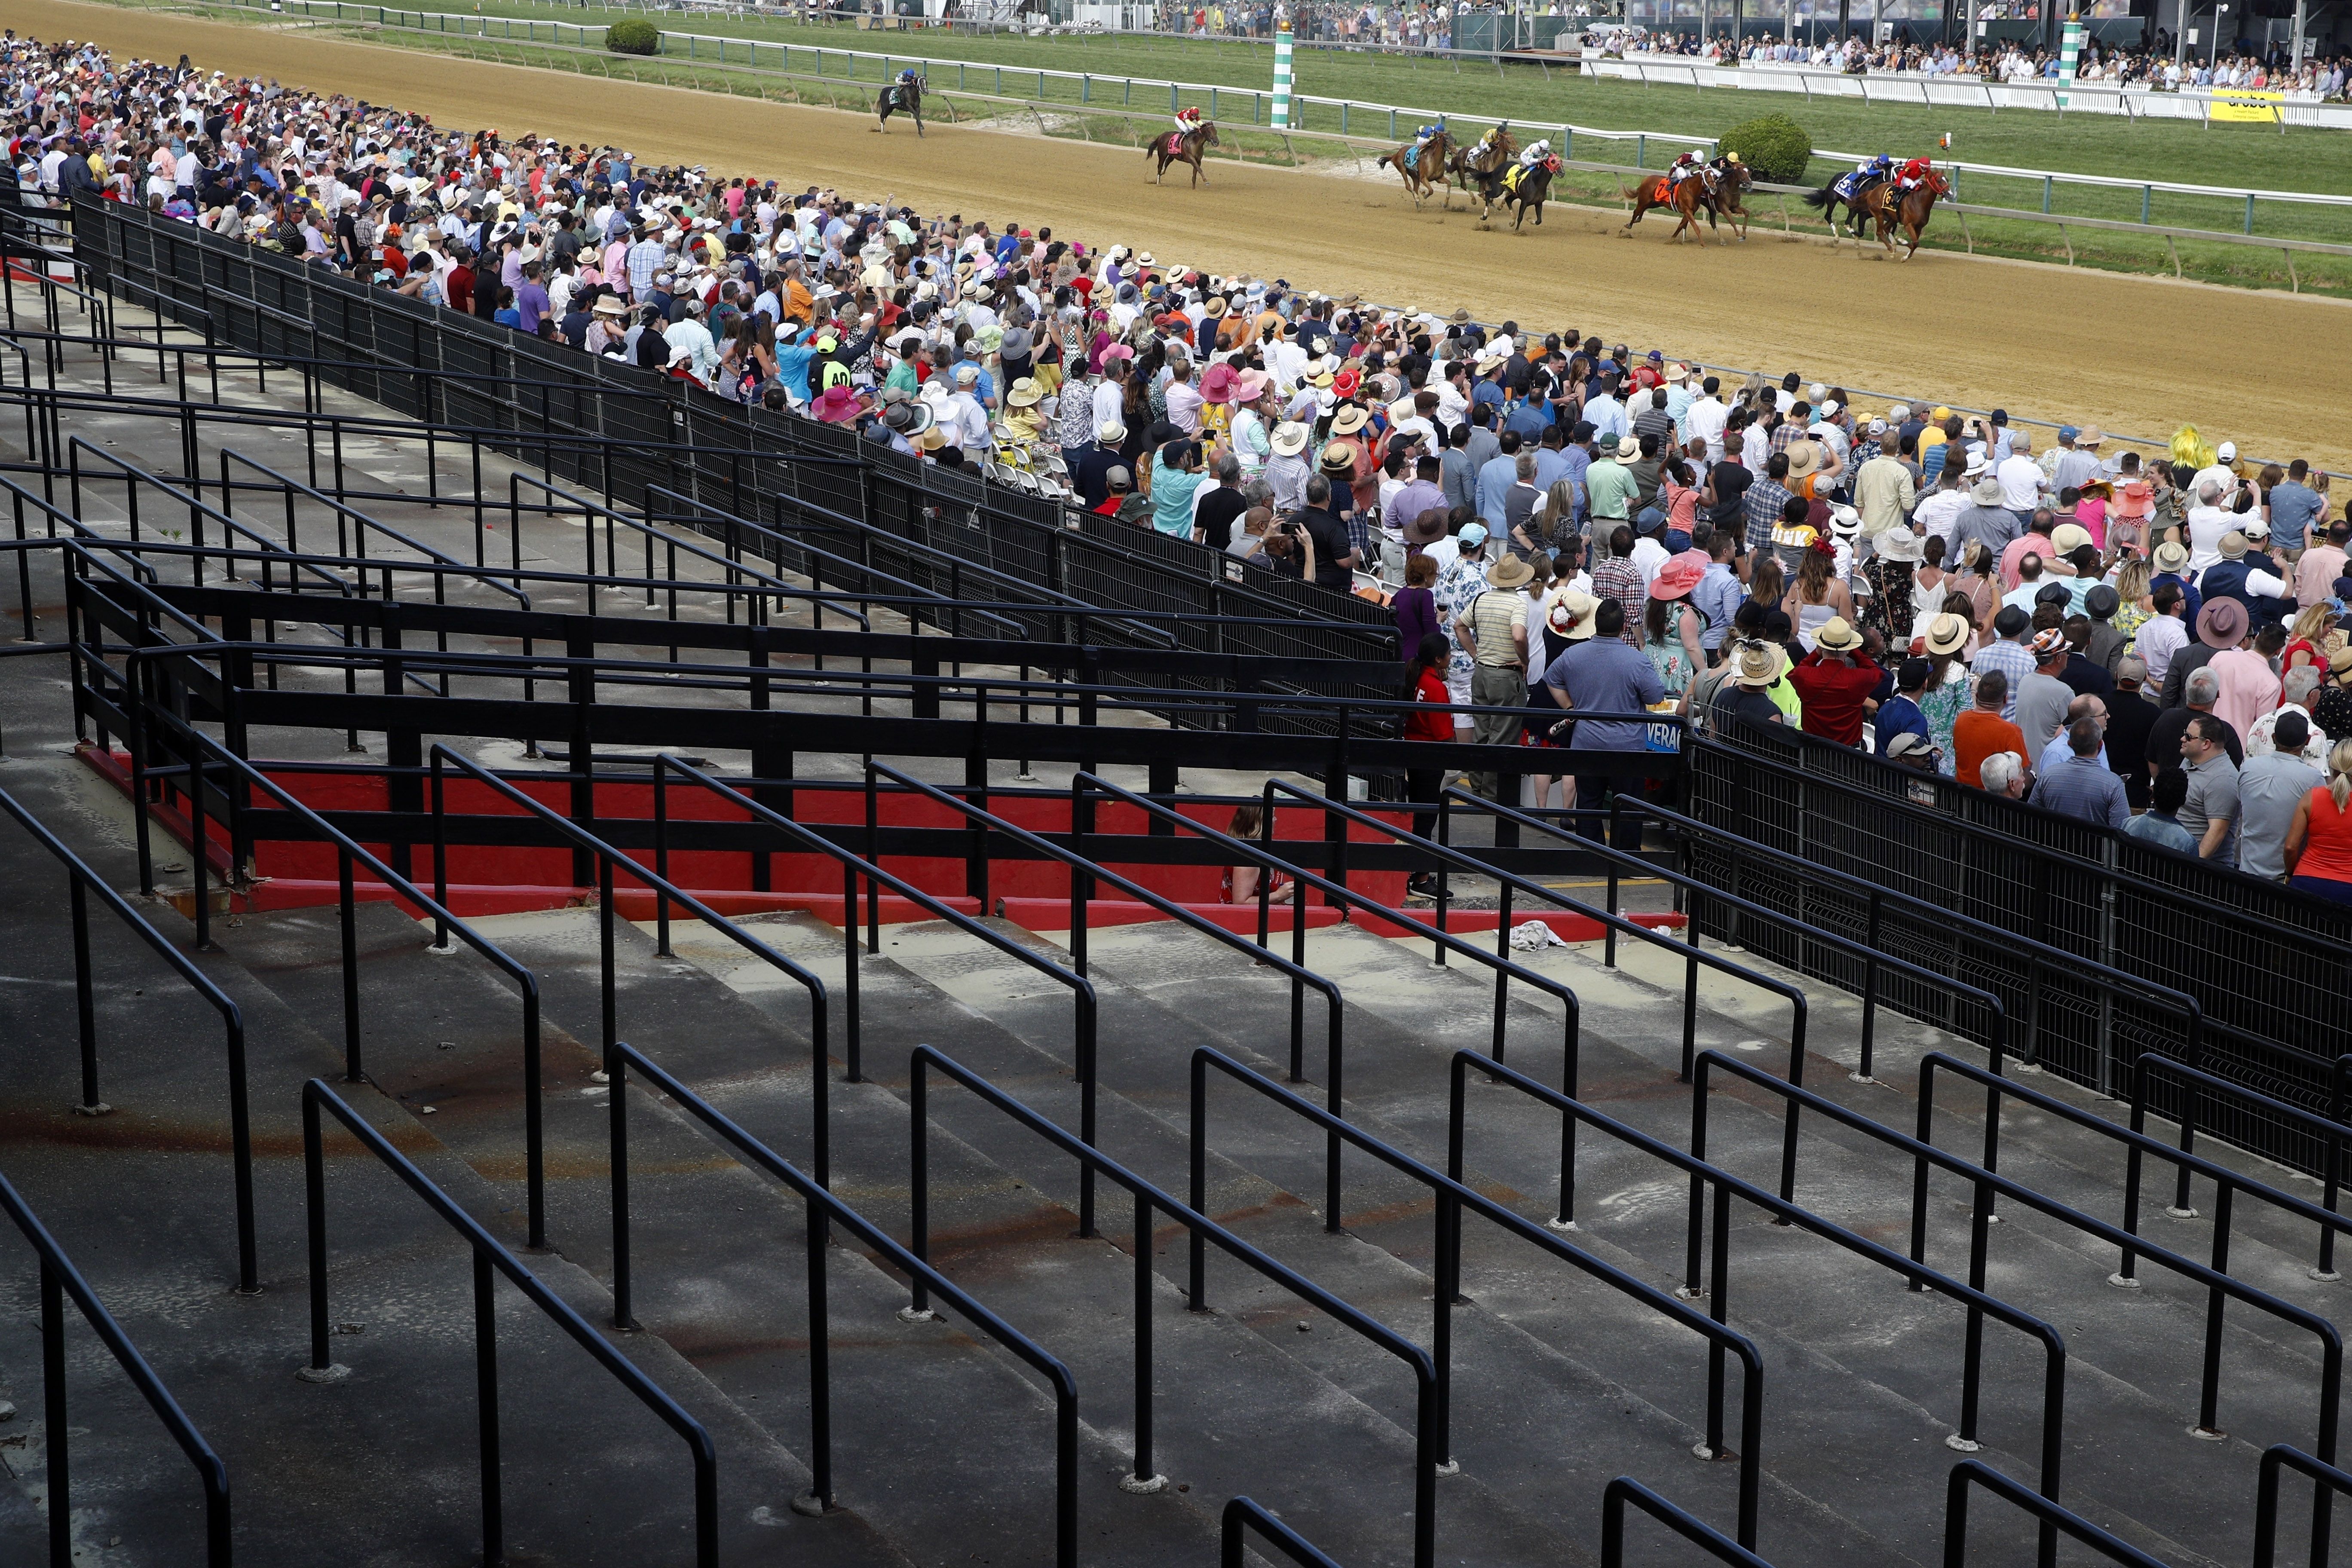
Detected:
left=1578, top=51, right=2352, bottom=131
left=205, top=0, right=2352, bottom=222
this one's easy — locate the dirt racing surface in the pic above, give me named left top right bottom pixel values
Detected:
left=22, top=0, right=2352, bottom=471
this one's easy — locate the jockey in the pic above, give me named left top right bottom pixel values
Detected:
left=1172, top=104, right=1203, bottom=137
left=1409, top=119, right=1444, bottom=164
left=1894, top=155, right=1932, bottom=191
left=1666, top=149, right=1703, bottom=186
left=1517, top=137, right=1552, bottom=168
left=1856, top=152, right=1895, bottom=185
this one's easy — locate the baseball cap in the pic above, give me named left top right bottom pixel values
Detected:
left=1459, top=523, right=1490, bottom=548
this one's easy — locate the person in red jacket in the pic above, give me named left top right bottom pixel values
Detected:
left=1786, top=616, right=1893, bottom=748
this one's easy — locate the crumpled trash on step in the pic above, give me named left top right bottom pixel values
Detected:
left=1507, top=919, right=1568, bottom=952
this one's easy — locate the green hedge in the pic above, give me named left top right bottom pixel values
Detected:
left=604, top=18, right=661, bottom=55
left=1717, top=113, right=1812, bottom=185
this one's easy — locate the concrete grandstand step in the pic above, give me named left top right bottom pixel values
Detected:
left=200, top=901, right=1238, bottom=1566
left=1273, top=918, right=2334, bottom=1567
left=752, top=915, right=1908, bottom=1565
left=0, top=824, right=897, bottom=1567
left=640, top=908, right=1591, bottom=1566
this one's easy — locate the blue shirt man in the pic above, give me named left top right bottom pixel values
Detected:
left=1541, top=605, right=1667, bottom=750
left=1476, top=444, right=1521, bottom=530
left=2269, top=475, right=2325, bottom=553
left=1691, top=552, right=1745, bottom=652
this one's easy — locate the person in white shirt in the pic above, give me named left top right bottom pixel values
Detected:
left=1684, top=381, right=1730, bottom=463
left=2184, top=483, right=2235, bottom=573
left=1995, top=431, right=2045, bottom=516
left=1912, top=465, right=1970, bottom=552
left=2193, top=441, right=2240, bottom=503
left=942, top=364, right=991, bottom=455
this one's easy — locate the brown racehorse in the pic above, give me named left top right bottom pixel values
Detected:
left=1146, top=122, right=1219, bottom=187
left=1871, top=169, right=1950, bottom=260
left=1446, top=124, right=1516, bottom=207
left=1707, top=160, right=1754, bottom=242
left=1621, top=170, right=1717, bottom=243
left=1382, top=127, right=1453, bottom=212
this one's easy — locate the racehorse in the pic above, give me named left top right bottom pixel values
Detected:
left=1707, top=160, right=1754, bottom=242
left=1445, top=123, right=1516, bottom=206
left=876, top=75, right=925, bottom=136
left=1146, top=121, right=1219, bottom=187
left=1473, top=156, right=1560, bottom=232
left=1871, top=168, right=1950, bottom=260
left=1620, top=169, right=1718, bottom=243
left=1801, top=171, right=1891, bottom=248
left=1382, top=126, right=1454, bottom=212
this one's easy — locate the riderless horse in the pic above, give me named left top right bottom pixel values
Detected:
left=876, top=73, right=925, bottom=136
left=1446, top=123, right=1516, bottom=208
left=1869, top=168, right=1950, bottom=260
left=1382, top=126, right=1454, bottom=212
left=1146, top=120, right=1219, bottom=187
left=1620, top=167, right=1719, bottom=243
left=1473, top=154, right=1561, bottom=232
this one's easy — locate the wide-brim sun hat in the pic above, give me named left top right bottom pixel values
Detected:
left=1486, top=555, right=1535, bottom=590
left=1924, top=613, right=1970, bottom=656
left=1649, top=554, right=1706, bottom=601
left=1269, top=422, right=1311, bottom=457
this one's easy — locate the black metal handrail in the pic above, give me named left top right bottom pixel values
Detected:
left=0, top=784, right=256, bottom=1292
left=1295, top=781, right=1809, bottom=1086
left=910, top=1044, right=1445, bottom=1568
left=218, top=448, right=530, bottom=608
left=300, top=1079, right=717, bottom=1568
left=120, top=695, right=548, bottom=1246
left=1071, top=769, right=1573, bottom=1227
left=1602, top=1476, right=1773, bottom=1568
left=1461, top=1049, right=2064, bottom=1507
left=1698, top=1050, right=2342, bottom=1492
left=648, top=482, right=1059, bottom=644
left=2255, top=1444, right=2352, bottom=1568
left=1921, top=1051, right=2352, bottom=1291
left=602, top=1041, right=1078, bottom=1553
left=1944, top=1460, right=2158, bottom=1568
left=2134, top=1053, right=2352, bottom=1279
left=1223, top=1496, right=1345, bottom=1568
left=0, top=1164, right=231, bottom=1567
left=1194, top=1046, right=1769, bottom=1542
left=66, top=436, right=355, bottom=598
left=1449, top=787, right=2017, bottom=1210
left=508, top=472, right=872, bottom=630
left=426, top=746, right=837, bottom=1229
left=648, top=755, right=1102, bottom=1227
left=866, top=761, right=1353, bottom=1216
left=1640, top=798, right=2208, bottom=1084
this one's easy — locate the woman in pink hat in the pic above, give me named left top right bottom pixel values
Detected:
left=1643, top=552, right=1708, bottom=699
left=1197, top=360, right=1237, bottom=451
left=1228, top=368, right=1274, bottom=478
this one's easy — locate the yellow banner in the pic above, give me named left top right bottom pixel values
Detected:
left=2211, top=89, right=2282, bottom=123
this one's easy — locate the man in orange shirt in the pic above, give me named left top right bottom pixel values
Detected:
left=1952, top=669, right=2026, bottom=789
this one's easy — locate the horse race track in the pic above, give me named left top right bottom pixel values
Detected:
left=25, top=0, right=2352, bottom=469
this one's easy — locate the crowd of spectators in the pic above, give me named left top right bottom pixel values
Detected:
left=12, top=29, right=2349, bottom=899
left=1600, top=28, right=2352, bottom=95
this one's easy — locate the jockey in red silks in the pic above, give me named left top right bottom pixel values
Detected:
left=1894, top=155, right=1933, bottom=192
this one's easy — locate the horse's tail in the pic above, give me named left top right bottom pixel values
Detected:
left=1801, top=184, right=1838, bottom=213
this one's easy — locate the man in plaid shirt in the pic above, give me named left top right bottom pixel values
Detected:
left=1967, top=604, right=2037, bottom=721
left=1742, top=452, right=1793, bottom=557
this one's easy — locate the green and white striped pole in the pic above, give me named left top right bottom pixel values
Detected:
left=2057, top=10, right=2083, bottom=108
left=1271, top=9, right=1295, bottom=129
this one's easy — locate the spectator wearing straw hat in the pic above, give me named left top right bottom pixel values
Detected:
left=1455, top=551, right=1535, bottom=800
left=1786, top=616, right=1891, bottom=748
left=1710, top=641, right=1791, bottom=739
